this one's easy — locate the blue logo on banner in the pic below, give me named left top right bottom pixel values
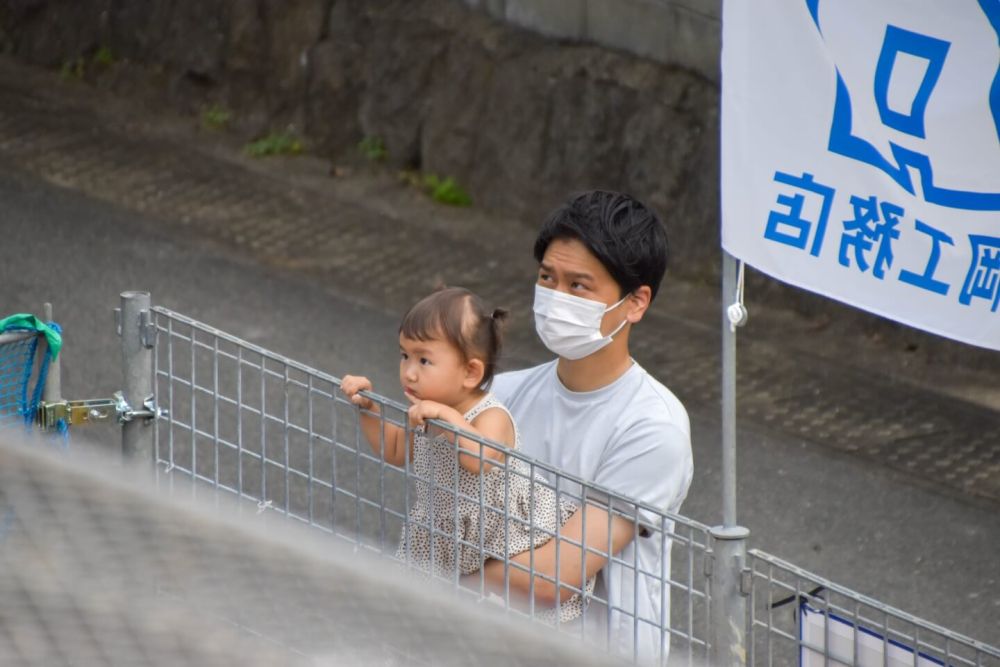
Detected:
left=806, top=0, right=1000, bottom=211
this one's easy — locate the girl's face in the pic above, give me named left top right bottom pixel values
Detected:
left=398, top=333, right=478, bottom=407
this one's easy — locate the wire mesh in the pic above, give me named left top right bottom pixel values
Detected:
left=747, top=549, right=1000, bottom=667
left=148, top=305, right=1000, bottom=667
left=0, top=331, right=40, bottom=429
left=150, top=306, right=715, bottom=666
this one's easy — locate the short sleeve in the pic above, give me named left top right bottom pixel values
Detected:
left=593, top=420, right=693, bottom=533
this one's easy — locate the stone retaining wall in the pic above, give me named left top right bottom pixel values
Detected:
left=462, top=0, right=721, bottom=83
left=0, top=0, right=720, bottom=278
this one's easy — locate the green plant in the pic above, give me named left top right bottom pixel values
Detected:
left=60, top=57, right=86, bottom=80
left=357, top=135, right=387, bottom=162
left=93, top=45, right=114, bottom=66
left=397, top=169, right=422, bottom=188
left=244, top=132, right=304, bottom=158
left=422, top=173, right=472, bottom=207
left=201, top=105, right=233, bottom=130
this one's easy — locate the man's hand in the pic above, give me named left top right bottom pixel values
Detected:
left=341, top=375, right=374, bottom=410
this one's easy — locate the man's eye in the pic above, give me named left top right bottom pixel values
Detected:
left=538, top=273, right=553, bottom=282
left=571, top=282, right=586, bottom=290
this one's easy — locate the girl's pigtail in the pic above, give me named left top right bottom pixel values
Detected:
left=490, top=307, right=510, bottom=326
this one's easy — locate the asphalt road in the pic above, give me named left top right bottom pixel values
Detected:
left=1, top=158, right=997, bottom=648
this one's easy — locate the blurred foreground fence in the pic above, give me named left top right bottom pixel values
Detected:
left=0, top=435, right=614, bottom=666
left=2, top=292, right=998, bottom=666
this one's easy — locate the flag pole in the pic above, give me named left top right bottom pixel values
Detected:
left=721, top=249, right=739, bottom=528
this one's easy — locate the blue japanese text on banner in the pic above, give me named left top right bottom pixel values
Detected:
left=721, top=0, right=1000, bottom=351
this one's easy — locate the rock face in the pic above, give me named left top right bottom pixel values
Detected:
left=0, top=0, right=720, bottom=276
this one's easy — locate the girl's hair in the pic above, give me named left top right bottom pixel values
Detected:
left=399, top=287, right=509, bottom=389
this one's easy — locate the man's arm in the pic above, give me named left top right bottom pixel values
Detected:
left=480, top=503, right=636, bottom=605
left=477, top=420, right=692, bottom=607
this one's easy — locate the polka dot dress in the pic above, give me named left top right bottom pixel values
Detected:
left=395, top=393, right=594, bottom=623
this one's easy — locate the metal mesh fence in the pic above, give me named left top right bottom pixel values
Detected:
left=747, top=550, right=1000, bottom=667
left=21, top=301, right=984, bottom=666
left=150, top=305, right=715, bottom=666
left=0, top=433, right=632, bottom=666
left=0, top=331, right=39, bottom=428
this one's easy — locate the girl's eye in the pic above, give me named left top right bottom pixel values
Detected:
left=400, top=352, right=408, bottom=360
left=571, top=281, right=586, bottom=290
left=420, top=358, right=431, bottom=366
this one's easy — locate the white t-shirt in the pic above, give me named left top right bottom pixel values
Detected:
left=491, top=359, right=693, bottom=663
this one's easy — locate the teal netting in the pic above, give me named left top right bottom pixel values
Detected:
left=0, top=333, right=41, bottom=428
left=0, top=318, right=60, bottom=430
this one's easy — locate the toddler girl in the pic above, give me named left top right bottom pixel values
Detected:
left=341, top=286, right=592, bottom=623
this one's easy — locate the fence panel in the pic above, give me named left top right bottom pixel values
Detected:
left=150, top=306, right=1000, bottom=666
left=748, top=549, right=1000, bottom=667
left=150, top=306, right=714, bottom=665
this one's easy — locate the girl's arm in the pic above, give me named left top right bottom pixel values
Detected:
left=341, top=375, right=410, bottom=467
left=406, top=397, right=512, bottom=474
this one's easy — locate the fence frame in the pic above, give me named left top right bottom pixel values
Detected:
left=145, top=301, right=716, bottom=665
left=746, top=549, right=1000, bottom=667
left=103, top=292, right=1000, bottom=667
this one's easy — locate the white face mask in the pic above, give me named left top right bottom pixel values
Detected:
left=533, top=285, right=629, bottom=360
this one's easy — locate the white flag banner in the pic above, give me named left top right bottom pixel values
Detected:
left=721, top=0, right=1000, bottom=351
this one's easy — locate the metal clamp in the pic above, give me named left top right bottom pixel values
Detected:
left=37, top=398, right=117, bottom=429
left=38, top=393, right=168, bottom=429
left=114, top=391, right=168, bottom=423
left=139, top=310, right=157, bottom=348
left=114, top=308, right=157, bottom=348
left=740, top=567, right=753, bottom=597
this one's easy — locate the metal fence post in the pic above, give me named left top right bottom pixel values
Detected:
left=710, top=525, right=750, bottom=667
left=42, top=302, right=62, bottom=405
left=120, top=291, right=155, bottom=463
left=713, top=250, right=751, bottom=665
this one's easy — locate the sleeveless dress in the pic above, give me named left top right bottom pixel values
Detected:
left=395, top=393, right=595, bottom=623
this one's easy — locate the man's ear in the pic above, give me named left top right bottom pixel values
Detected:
left=626, top=286, right=653, bottom=324
left=464, top=358, right=486, bottom=389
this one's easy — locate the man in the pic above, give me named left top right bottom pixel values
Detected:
left=485, top=190, right=693, bottom=662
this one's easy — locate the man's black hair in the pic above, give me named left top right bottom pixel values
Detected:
left=533, top=190, right=669, bottom=301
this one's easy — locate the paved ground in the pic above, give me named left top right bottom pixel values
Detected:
left=0, top=56, right=998, bottom=644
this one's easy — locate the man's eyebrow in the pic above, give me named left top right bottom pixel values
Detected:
left=538, top=262, right=595, bottom=281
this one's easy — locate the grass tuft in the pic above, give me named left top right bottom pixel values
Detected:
left=244, top=132, right=304, bottom=158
